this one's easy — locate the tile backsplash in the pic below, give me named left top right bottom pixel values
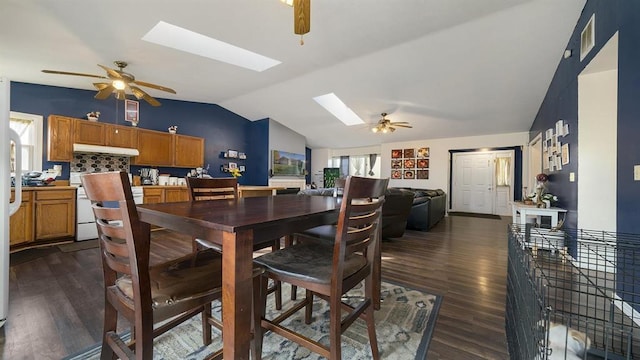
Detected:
left=71, top=153, right=131, bottom=173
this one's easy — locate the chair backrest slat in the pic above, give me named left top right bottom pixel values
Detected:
left=186, top=177, right=238, bottom=201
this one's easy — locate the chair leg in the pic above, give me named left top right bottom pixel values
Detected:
left=329, top=297, right=342, bottom=360
left=252, top=274, right=269, bottom=360
left=365, top=276, right=380, bottom=360
left=202, top=303, right=213, bottom=345
left=134, top=314, right=155, bottom=360
left=270, top=241, right=283, bottom=310
left=100, top=301, right=118, bottom=360
left=304, top=289, right=314, bottom=324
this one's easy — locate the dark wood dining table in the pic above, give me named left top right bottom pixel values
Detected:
left=137, top=195, right=340, bottom=359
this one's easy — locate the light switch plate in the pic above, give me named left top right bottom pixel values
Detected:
left=569, top=172, right=575, bottom=182
left=635, top=165, right=640, bottom=181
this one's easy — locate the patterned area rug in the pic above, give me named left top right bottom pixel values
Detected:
left=64, top=280, right=441, bottom=360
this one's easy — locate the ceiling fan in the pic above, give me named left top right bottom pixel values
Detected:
left=371, top=113, right=412, bottom=133
left=42, top=61, right=176, bottom=106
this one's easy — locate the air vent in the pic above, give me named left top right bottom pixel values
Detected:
left=580, top=14, right=595, bottom=61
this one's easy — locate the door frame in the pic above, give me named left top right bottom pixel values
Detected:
left=449, top=147, right=522, bottom=215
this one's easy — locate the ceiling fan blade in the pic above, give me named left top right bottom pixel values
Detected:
left=130, top=85, right=161, bottom=107
left=132, top=80, right=176, bottom=94
left=98, top=64, right=123, bottom=79
left=42, top=69, right=107, bottom=79
left=389, top=121, right=410, bottom=125
left=394, top=124, right=413, bottom=128
left=93, top=82, right=114, bottom=99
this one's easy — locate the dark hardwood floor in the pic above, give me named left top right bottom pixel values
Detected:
left=0, top=215, right=511, bottom=359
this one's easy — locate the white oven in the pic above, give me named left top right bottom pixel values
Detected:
left=71, top=172, right=143, bottom=241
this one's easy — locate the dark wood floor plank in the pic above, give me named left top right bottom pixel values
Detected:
left=0, top=216, right=513, bottom=359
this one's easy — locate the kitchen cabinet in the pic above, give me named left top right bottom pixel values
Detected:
left=34, top=189, right=76, bottom=240
left=74, top=120, right=106, bottom=145
left=164, top=188, right=189, bottom=203
left=47, top=115, right=74, bottom=162
left=143, top=186, right=190, bottom=204
left=9, top=190, right=34, bottom=246
left=143, top=188, right=164, bottom=204
left=133, top=129, right=174, bottom=166
left=106, top=124, right=137, bottom=148
left=174, top=135, right=204, bottom=168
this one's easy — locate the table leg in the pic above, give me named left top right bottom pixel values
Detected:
left=221, top=230, right=254, bottom=360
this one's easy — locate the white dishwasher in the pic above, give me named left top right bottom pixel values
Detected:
left=72, top=172, right=143, bottom=241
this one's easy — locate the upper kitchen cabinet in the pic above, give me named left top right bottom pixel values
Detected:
left=74, top=120, right=105, bottom=145
left=47, top=115, right=74, bottom=162
left=133, top=129, right=175, bottom=166
left=106, top=124, right=137, bottom=148
left=174, top=134, right=204, bottom=168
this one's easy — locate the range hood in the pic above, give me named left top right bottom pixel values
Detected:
left=73, top=143, right=139, bottom=156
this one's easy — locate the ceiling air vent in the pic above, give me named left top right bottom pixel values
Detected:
left=580, top=14, right=595, bottom=61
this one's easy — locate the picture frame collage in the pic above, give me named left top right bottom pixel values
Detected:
left=543, top=120, right=570, bottom=172
left=222, top=149, right=246, bottom=173
left=391, top=147, right=430, bottom=179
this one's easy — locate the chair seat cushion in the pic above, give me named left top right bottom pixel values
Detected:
left=116, top=250, right=223, bottom=308
left=254, top=242, right=367, bottom=285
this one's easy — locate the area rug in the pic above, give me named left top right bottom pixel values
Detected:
left=448, top=211, right=501, bottom=220
left=64, top=280, right=441, bottom=360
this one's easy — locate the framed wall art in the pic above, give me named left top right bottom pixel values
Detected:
left=403, top=170, right=415, bottom=179
left=391, top=160, right=402, bottom=169
left=417, top=159, right=429, bottom=168
left=417, top=170, right=429, bottom=179
left=391, top=170, right=402, bottom=179
left=391, top=149, right=403, bottom=159
left=403, top=148, right=415, bottom=158
left=417, top=147, right=429, bottom=158
left=404, top=159, right=415, bottom=168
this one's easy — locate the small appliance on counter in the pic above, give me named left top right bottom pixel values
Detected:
left=20, top=170, right=59, bottom=186
left=139, top=168, right=158, bottom=185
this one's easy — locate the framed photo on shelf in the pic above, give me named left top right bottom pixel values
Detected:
left=238, top=152, right=246, bottom=159
left=391, top=149, right=403, bottom=159
left=227, top=150, right=238, bottom=158
left=239, top=165, right=246, bottom=172
left=228, top=162, right=238, bottom=169
left=124, top=99, right=139, bottom=123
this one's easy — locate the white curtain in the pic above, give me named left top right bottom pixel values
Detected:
left=496, top=157, right=511, bottom=186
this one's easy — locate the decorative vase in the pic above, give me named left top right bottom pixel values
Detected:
left=543, top=200, right=551, bottom=208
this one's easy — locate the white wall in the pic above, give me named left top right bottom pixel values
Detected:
left=381, top=132, right=528, bottom=192
left=313, top=132, right=528, bottom=194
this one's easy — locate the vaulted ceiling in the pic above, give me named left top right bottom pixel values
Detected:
left=1, top=0, right=586, bottom=148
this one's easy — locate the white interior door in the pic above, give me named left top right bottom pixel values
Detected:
left=528, top=133, right=543, bottom=195
left=453, top=153, right=494, bottom=214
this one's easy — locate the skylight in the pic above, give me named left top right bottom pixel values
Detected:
left=141, top=21, right=281, bottom=72
left=313, top=93, right=364, bottom=126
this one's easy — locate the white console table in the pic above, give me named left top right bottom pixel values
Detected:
left=512, top=202, right=567, bottom=252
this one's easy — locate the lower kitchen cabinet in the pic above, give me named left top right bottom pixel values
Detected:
left=143, top=186, right=189, bottom=204
left=10, top=187, right=76, bottom=251
left=9, top=191, right=34, bottom=246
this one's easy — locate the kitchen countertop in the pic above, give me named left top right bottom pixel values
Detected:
left=12, top=185, right=77, bottom=191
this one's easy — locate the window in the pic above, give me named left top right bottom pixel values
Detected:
left=496, top=157, right=511, bottom=186
left=329, top=154, right=381, bottom=178
left=10, top=112, right=43, bottom=174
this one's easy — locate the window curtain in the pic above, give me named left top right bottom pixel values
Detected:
left=340, top=156, right=349, bottom=177
left=496, top=157, right=511, bottom=186
left=352, top=157, right=364, bottom=176
left=369, top=154, right=377, bottom=175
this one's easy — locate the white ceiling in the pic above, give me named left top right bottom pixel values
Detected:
left=1, top=0, right=586, bottom=149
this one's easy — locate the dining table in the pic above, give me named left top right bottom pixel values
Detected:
left=137, top=195, right=341, bottom=359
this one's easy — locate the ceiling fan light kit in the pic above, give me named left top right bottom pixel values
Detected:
left=371, top=113, right=412, bottom=134
left=42, top=60, right=175, bottom=107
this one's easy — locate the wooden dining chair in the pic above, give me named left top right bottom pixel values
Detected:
left=252, top=176, right=389, bottom=360
left=81, top=172, right=225, bottom=360
left=185, top=176, right=283, bottom=310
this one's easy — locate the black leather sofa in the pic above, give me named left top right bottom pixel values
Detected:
left=398, top=188, right=447, bottom=231
left=297, top=187, right=414, bottom=239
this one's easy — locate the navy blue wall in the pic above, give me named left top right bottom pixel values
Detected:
left=10, top=82, right=259, bottom=184
left=247, top=119, right=270, bottom=186
left=529, top=0, right=640, bottom=308
left=529, top=0, right=640, bottom=233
